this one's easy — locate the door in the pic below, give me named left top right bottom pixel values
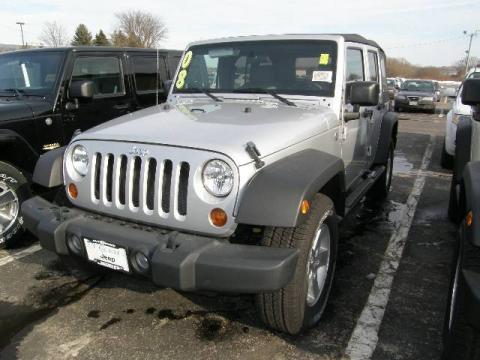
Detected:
left=366, top=49, right=389, bottom=166
left=343, top=46, right=369, bottom=187
left=130, top=54, right=168, bottom=108
left=63, top=54, right=134, bottom=139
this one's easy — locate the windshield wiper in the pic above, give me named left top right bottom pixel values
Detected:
left=233, top=88, right=296, bottom=107
left=0, top=88, right=24, bottom=97
left=180, top=88, right=223, bottom=102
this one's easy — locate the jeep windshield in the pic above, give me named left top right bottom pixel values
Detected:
left=173, top=40, right=337, bottom=98
left=0, top=51, right=64, bottom=98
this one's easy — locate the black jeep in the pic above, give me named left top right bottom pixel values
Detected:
left=0, top=47, right=181, bottom=246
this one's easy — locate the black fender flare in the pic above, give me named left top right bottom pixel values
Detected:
left=373, top=111, right=398, bottom=165
left=236, top=149, right=345, bottom=227
left=454, top=117, right=472, bottom=183
left=32, top=146, right=66, bottom=188
left=463, top=161, right=480, bottom=247
left=0, top=129, right=39, bottom=173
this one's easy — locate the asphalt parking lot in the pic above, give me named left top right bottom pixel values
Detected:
left=0, top=103, right=456, bottom=360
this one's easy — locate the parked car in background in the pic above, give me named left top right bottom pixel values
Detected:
left=442, top=69, right=480, bottom=169
left=22, top=33, right=398, bottom=335
left=387, top=78, right=398, bottom=100
left=0, top=46, right=182, bottom=247
left=440, top=81, right=462, bottom=100
left=394, top=79, right=437, bottom=113
left=443, top=78, right=480, bottom=359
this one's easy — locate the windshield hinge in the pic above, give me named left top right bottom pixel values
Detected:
left=245, top=141, right=265, bottom=169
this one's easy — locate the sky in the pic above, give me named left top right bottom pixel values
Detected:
left=0, top=0, right=479, bottom=67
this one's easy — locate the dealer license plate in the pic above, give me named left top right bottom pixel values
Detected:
left=409, top=101, right=418, bottom=106
left=84, top=238, right=130, bottom=272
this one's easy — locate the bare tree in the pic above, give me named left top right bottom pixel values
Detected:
left=39, top=21, right=68, bottom=47
left=112, top=10, right=167, bottom=48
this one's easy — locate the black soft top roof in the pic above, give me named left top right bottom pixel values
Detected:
left=339, top=34, right=384, bottom=52
left=0, top=46, right=182, bottom=55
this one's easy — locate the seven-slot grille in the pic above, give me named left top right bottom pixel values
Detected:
left=91, top=153, right=190, bottom=217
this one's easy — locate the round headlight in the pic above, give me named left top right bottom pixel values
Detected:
left=71, top=145, right=89, bottom=177
left=202, top=160, right=234, bottom=197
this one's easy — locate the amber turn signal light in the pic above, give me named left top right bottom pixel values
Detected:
left=68, top=183, right=78, bottom=199
left=301, top=200, right=311, bottom=215
left=210, top=208, right=227, bottom=227
left=467, top=211, right=473, bottom=227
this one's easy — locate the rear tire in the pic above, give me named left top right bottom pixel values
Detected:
left=255, top=194, right=338, bottom=335
left=441, top=141, right=454, bottom=170
left=448, top=175, right=465, bottom=224
left=0, top=161, right=31, bottom=248
left=367, top=140, right=394, bottom=201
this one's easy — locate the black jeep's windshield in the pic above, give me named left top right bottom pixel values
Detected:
left=402, top=80, right=435, bottom=93
left=173, top=40, right=337, bottom=98
left=0, top=51, right=64, bottom=97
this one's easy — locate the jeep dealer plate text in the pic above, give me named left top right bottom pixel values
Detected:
left=84, top=238, right=130, bottom=272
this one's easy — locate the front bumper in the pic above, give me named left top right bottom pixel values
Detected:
left=394, top=99, right=435, bottom=110
left=22, top=196, right=298, bottom=293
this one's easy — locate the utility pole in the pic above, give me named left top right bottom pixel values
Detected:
left=464, top=30, right=479, bottom=76
left=16, top=22, right=25, bottom=48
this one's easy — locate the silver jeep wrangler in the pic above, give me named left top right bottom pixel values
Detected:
left=22, top=34, right=397, bottom=335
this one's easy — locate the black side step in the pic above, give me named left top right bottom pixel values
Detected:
left=345, top=165, right=386, bottom=214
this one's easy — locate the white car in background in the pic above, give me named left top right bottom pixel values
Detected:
left=442, top=70, right=480, bottom=168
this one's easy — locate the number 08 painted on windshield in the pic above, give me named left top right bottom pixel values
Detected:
left=176, top=51, right=193, bottom=89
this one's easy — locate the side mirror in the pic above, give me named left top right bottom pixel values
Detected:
left=461, top=79, right=480, bottom=106
left=348, top=81, right=380, bottom=106
left=163, top=80, right=173, bottom=92
left=69, top=80, right=94, bottom=99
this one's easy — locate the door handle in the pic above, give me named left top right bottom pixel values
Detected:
left=113, top=103, right=130, bottom=110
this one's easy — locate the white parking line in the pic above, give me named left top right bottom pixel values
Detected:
left=345, top=135, right=436, bottom=360
left=0, top=244, right=42, bottom=267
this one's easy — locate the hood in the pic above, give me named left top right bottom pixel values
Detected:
left=0, top=99, right=34, bottom=122
left=76, top=100, right=337, bottom=166
left=398, top=90, right=435, bottom=97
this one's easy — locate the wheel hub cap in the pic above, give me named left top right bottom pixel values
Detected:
left=306, top=223, right=331, bottom=306
left=0, top=182, right=19, bottom=236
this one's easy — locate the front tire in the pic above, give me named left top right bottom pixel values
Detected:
left=443, top=228, right=480, bottom=359
left=255, top=194, right=338, bottom=334
left=0, top=162, right=31, bottom=248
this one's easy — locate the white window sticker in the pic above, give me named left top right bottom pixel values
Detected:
left=312, top=71, right=333, bottom=82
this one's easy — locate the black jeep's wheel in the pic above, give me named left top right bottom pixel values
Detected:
left=255, top=194, right=338, bottom=334
left=443, top=231, right=480, bottom=359
left=394, top=106, right=401, bottom=112
left=441, top=140, right=454, bottom=170
left=0, top=162, right=31, bottom=248
left=367, top=140, right=394, bottom=201
left=448, top=175, right=465, bottom=224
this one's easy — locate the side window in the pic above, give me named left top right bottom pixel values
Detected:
left=379, top=53, right=388, bottom=100
left=71, top=56, right=125, bottom=97
left=131, top=56, right=167, bottom=93
left=367, top=51, right=379, bottom=82
left=346, top=48, right=364, bottom=82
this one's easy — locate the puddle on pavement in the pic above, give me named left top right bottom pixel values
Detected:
left=393, top=150, right=414, bottom=175
left=0, top=274, right=103, bottom=350
left=99, top=317, right=122, bottom=330
left=337, top=199, right=405, bottom=270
